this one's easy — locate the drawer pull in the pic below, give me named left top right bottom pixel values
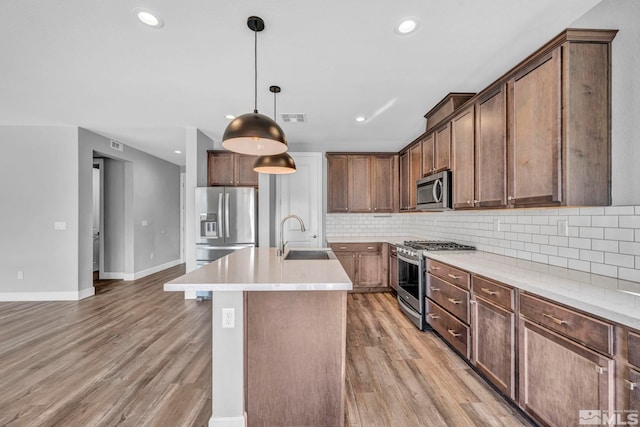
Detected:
left=447, top=329, right=462, bottom=337
left=625, top=379, right=637, bottom=391
left=339, top=246, right=347, bottom=250
left=447, top=298, right=462, bottom=305
left=542, top=313, right=566, bottom=325
left=427, top=313, right=440, bottom=320
left=430, top=287, right=440, bottom=292
left=481, top=287, right=497, bottom=296
left=430, top=266, right=441, bottom=271
left=367, top=246, right=375, bottom=250
left=448, top=273, right=462, bottom=280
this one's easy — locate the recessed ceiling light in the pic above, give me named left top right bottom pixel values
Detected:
left=174, top=150, right=182, bottom=154
left=133, top=8, right=164, bottom=28
left=355, top=116, right=366, bottom=123
left=395, top=17, right=419, bottom=35
left=225, top=114, right=236, bottom=120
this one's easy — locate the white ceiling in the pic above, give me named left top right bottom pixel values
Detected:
left=0, top=0, right=602, bottom=166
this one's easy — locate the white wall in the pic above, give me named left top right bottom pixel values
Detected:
left=0, top=126, right=81, bottom=300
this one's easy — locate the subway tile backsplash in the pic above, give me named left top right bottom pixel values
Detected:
left=325, top=207, right=640, bottom=281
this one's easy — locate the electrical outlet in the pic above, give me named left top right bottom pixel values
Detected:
left=493, top=219, right=501, bottom=232
left=557, top=219, right=569, bottom=236
left=222, top=308, right=235, bottom=328
left=17, top=271, right=23, bottom=280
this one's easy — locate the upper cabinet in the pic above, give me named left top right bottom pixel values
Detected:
left=208, top=151, right=259, bottom=187
left=406, top=28, right=616, bottom=210
left=399, top=151, right=410, bottom=211
left=326, top=153, right=398, bottom=213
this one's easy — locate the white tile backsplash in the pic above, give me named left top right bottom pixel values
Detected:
left=326, top=206, right=640, bottom=281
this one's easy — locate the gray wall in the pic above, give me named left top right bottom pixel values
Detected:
left=572, top=0, right=639, bottom=205
left=103, top=158, right=125, bottom=273
left=78, top=128, right=181, bottom=291
left=0, top=126, right=80, bottom=297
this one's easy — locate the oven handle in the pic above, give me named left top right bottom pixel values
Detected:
left=398, top=297, right=420, bottom=320
left=397, top=253, right=421, bottom=266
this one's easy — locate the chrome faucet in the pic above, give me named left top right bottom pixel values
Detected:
left=278, top=215, right=306, bottom=256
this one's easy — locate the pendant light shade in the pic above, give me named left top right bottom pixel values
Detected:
left=253, top=152, right=296, bottom=174
left=253, top=85, right=297, bottom=174
left=222, top=16, right=288, bottom=155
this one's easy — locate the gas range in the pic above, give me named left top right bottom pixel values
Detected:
left=397, top=240, right=476, bottom=258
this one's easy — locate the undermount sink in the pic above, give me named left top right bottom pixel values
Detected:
left=284, top=250, right=332, bottom=260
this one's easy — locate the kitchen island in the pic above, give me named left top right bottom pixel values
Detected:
left=164, top=247, right=352, bottom=427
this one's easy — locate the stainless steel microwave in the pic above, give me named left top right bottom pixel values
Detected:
left=416, top=170, right=452, bottom=211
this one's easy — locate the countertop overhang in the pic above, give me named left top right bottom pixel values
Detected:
left=164, top=247, right=353, bottom=292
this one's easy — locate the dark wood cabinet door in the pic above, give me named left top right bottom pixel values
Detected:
left=334, top=251, right=356, bottom=284
left=472, top=296, right=515, bottom=399
left=421, top=133, right=435, bottom=176
left=518, top=319, right=614, bottom=427
left=508, top=50, right=562, bottom=207
left=348, top=155, right=372, bottom=213
left=389, top=250, right=398, bottom=292
left=399, top=152, right=410, bottom=211
left=451, top=106, right=475, bottom=209
left=357, top=252, right=382, bottom=288
left=236, top=154, right=258, bottom=186
left=208, top=151, right=235, bottom=186
left=372, top=155, right=397, bottom=213
left=434, top=123, right=451, bottom=172
left=408, top=144, right=422, bottom=210
left=327, top=155, right=349, bottom=213
left=476, top=87, right=507, bottom=208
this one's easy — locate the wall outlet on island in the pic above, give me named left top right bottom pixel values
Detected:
left=222, top=308, right=235, bottom=328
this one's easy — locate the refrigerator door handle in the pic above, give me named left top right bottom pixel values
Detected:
left=218, top=193, right=223, bottom=239
left=225, top=192, right=230, bottom=238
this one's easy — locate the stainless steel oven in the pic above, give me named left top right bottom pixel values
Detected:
left=397, top=248, right=426, bottom=330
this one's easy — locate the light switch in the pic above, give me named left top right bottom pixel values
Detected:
left=54, top=221, right=67, bottom=230
left=141, top=220, right=148, bottom=227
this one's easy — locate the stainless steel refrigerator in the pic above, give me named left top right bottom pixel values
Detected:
left=195, top=187, right=257, bottom=269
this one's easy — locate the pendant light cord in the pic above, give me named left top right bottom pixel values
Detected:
left=253, top=27, right=258, bottom=114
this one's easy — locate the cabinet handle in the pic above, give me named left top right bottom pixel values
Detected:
left=430, top=287, right=440, bottom=292
left=467, top=200, right=472, bottom=205
left=427, top=313, right=439, bottom=319
left=507, top=196, right=515, bottom=201
left=473, top=200, right=479, bottom=206
left=542, top=313, right=566, bottom=325
left=339, top=246, right=347, bottom=250
left=448, top=273, right=461, bottom=280
left=367, top=246, right=374, bottom=250
left=595, top=366, right=606, bottom=375
left=447, top=329, right=462, bottom=337
left=430, top=266, right=441, bottom=271
left=447, top=297, right=462, bottom=305
left=481, top=287, right=497, bottom=296
left=625, top=379, right=637, bottom=390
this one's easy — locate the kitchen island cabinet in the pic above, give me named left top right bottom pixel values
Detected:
left=164, top=247, right=352, bottom=427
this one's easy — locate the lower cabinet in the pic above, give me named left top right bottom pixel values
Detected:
left=629, top=369, right=640, bottom=410
left=519, top=317, right=615, bottom=427
left=329, top=243, right=388, bottom=291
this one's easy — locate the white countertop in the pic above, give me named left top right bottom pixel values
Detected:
left=425, top=251, right=640, bottom=330
left=164, top=247, right=353, bottom=292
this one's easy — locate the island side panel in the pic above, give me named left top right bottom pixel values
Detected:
left=246, top=290, right=347, bottom=427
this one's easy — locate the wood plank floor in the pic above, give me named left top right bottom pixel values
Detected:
left=0, top=266, right=533, bottom=426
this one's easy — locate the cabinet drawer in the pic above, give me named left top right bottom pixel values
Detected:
left=520, top=293, right=613, bottom=355
left=426, top=259, right=470, bottom=290
left=427, top=274, right=470, bottom=324
left=426, top=299, right=470, bottom=359
left=329, top=243, right=381, bottom=252
left=472, top=276, right=515, bottom=311
left=629, top=331, right=640, bottom=369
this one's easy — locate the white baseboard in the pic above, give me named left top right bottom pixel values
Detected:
left=102, top=259, right=182, bottom=282
left=209, top=415, right=246, bottom=427
left=0, top=288, right=94, bottom=302
left=101, top=272, right=125, bottom=280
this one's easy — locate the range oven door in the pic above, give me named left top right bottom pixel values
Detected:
left=397, top=253, right=425, bottom=330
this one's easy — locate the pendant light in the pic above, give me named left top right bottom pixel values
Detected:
left=222, top=16, right=288, bottom=156
left=253, top=86, right=297, bottom=174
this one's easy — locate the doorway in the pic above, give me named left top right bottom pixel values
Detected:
left=275, top=153, right=323, bottom=249
left=92, top=159, right=103, bottom=281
